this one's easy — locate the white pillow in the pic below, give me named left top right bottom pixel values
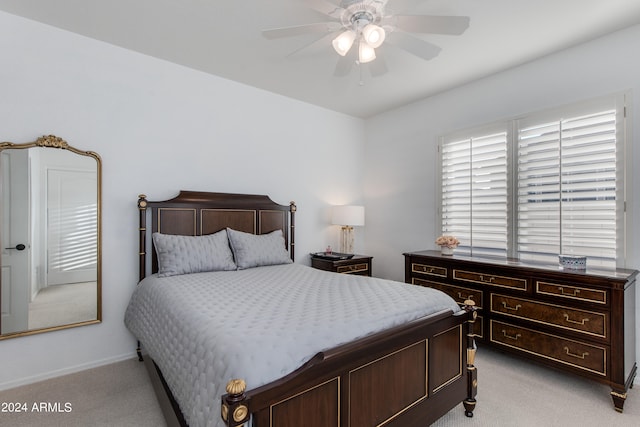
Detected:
left=226, top=228, right=292, bottom=270
left=153, top=230, right=236, bottom=277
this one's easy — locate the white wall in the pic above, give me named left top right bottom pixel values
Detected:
left=0, top=11, right=366, bottom=390
left=363, top=24, right=640, bottom=366
left=364, top=24, right=640, bottom=282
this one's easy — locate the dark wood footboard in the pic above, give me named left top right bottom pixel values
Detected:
left=222, top=303, right=478, bottom=427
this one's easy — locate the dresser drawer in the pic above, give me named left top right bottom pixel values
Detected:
left=413, top=278, right=483, bottom=308
left=490, top=294, right=607, bottom=338
left=454, top=269, right=527, bottom=291
left=490, top=320, right=607, bottom=376
left=411, top=263, right=447, bottom=278
left=336, top=263, right=369, bottom=274
left=536, top=281, right=607, bottom=305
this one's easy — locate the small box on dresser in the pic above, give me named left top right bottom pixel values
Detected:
left=404, top=249, right=638, bottom=412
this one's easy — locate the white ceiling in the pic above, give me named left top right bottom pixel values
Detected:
left=2, top=0, right=640, bottom=118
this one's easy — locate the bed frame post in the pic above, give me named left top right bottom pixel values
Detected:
left=138, top=194, right=148, bottom=282
left=463, top=299, right=478, bottom=417
left=221, top=379, right=250, bottom=427
left=289, top=201, right=296, bottom=261
left=136, top=194, right=148, bottom=362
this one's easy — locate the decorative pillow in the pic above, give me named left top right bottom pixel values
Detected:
left=226, top=228, right=292, bottom=269
left=152, top=230, right=236, bottom=277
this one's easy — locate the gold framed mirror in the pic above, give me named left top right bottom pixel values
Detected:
left=0, top=135, right=101, bottom=339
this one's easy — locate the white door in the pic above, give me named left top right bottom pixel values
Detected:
left=46, top=169, right=97, bottom=285
left=1, top=150, right=30, bottom=334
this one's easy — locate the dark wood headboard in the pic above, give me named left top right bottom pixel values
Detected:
left=137, top=190, right=296, bottom=281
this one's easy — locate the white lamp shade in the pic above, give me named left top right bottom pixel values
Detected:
left=358, top=41, right=376, bottom=63
left=332, top=205, right=365, bottom=226
left=332, top=30, right=356, bottom=56
left=362, top=24, right=386, bottom=48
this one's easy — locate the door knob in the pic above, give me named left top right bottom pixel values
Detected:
left=5, top=244, right=26, bottom=251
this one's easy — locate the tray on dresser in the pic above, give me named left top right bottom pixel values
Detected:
left=310, top=252, right=354, bottom=260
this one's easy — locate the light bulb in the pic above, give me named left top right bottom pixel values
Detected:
left=358, top=41, right=376, bottom=63
left=362, top=24, right=385, bottom=48
left=332, top=30, right=356, bottom=56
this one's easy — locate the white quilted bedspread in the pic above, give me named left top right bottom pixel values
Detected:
left=124, top=263, right=460, bottom=427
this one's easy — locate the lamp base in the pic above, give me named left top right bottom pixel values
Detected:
left=340, top=226, right=355, bottom=254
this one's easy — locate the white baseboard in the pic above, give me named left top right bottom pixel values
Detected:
left=0, top=351, right=138, bottom=392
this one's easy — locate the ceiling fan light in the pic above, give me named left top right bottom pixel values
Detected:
left=358, top=41, right=376, bottom=63
left=362, top=24, right=386, bottom=48
left=332, top=30, right=356, bottom=56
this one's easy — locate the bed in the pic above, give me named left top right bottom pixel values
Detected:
left=125, top=190, right=478, bottom=427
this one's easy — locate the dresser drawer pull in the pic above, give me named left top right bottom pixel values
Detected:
left=563, top=314, right=590, bottom=326
left=558, top=287, right=580, bottom=297
left=501, top=302, right=521, bottom=312
left=501, top=330, right=521, bottom=341
left=564, top=346, right=589, bottom=360
left=480, top=275, right=495, bottom=283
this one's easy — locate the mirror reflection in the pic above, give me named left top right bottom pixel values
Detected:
left=0, top=135, right=101, bottom=339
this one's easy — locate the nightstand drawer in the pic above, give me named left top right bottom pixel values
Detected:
left=490, top=320, right=607, bottom=376
left=536, top=281, right=607, bottom=305
left=490, top=294, right=607, bottom=338
left=413, top=278, right=483, bottom=308
left=337, top=263, right=369, bottom=274
left=411, top=263, right=447, bottom=278
left=454, top=269, right=527, bottom=291
left=311, top=255, right=372, bottom=276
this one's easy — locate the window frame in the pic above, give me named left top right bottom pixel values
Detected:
left=437, top=92, right=630, bottom=267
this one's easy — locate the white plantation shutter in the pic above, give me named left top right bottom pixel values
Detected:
left=517, top=122, right=561, bottom=259
left=441, top=131, right=508, bottom=256
left=517, top=109, right=619, bottom=267
left=439, top=94, right=625, bottom=267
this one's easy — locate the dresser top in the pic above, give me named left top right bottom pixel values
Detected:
left=404, top=250, right=638, bottom=282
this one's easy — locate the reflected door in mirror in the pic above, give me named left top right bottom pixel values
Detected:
left=1, top=149, right=29, bottom=333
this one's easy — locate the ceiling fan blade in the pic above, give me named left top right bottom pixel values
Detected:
left=285, top=33, right=335, bottom=58
left=368, top=54, right=388, bottom=77
left=386, top=15, right=470, bottom=35
left=262, top=22, right=341, bottom=39
left=305, top=0, right=345, bottom=19
left=386, top=32, right=441, bottom=60
left=334, top=49, right=356, bottom=77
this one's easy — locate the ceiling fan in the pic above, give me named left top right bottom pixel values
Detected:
left=262, top=0, right=470, bottom=77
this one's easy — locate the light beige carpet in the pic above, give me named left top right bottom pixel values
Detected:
left=432, top=347, right=640, bottom=427
left=0, top=358, right=164, bottom=427
left=0, top=346, right=638, bottom=426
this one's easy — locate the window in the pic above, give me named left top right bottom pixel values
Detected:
left=440, top=129, right=509, bottom=257
left=439, top=94, right=627, bottom=268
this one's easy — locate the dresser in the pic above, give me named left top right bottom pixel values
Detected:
left=404, top=250, right=637, bottom=412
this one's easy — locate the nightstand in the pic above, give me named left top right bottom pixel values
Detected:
left=310, top=254, right=373, bottom=276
